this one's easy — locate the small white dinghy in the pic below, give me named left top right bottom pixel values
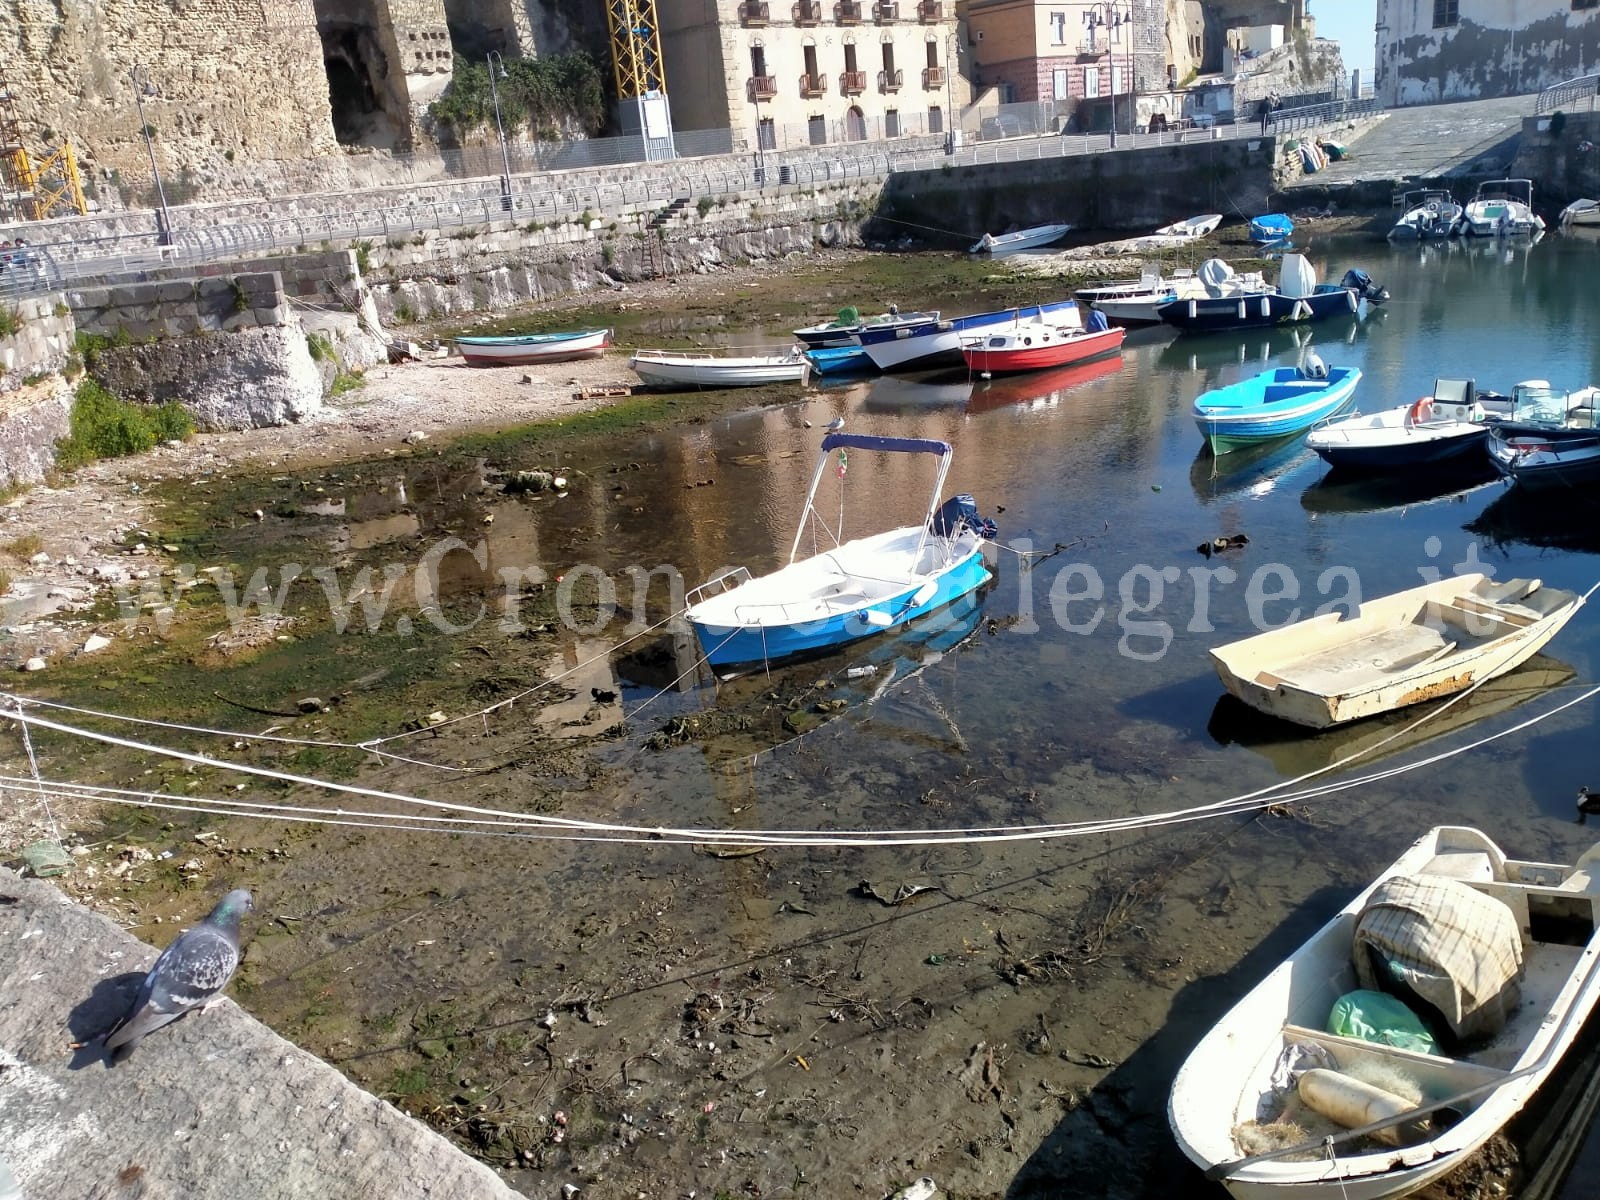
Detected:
left=970, top=223, right=1072, bottom=254
left=1152, top=212, right=1223, bottom=240
left=1559, top=198, right=1600, bottom=228
left=1172, top=825, right=1600, bottom=1200
left=1209, top=574, right=1583, bottom=728
left=629, top=348, right=811, bottom=390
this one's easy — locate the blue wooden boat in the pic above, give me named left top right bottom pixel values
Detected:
left=804, top=344, right=876, bottom=376
left=1249, top=212, right=1294, bottom=243
left=1193, top=359, right=1362, bottom=454
left=684, top=430, right=996, bottom=673
left=455, top=327, right=612, bottom=365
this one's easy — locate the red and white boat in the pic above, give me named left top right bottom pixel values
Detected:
left=960, top=322, right=1125, bottom=376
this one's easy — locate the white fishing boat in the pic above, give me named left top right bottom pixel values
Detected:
left=1460, top=179, right=1545, bottom=237
left=1171, top=824, right=1600, bottom=1200
left=1209, top=573, right=1583, bottom=729
left=1152, top=212, right=1223, bottom=239
left=1386, top=189, right=1462, bottom=240
left=685, top=430, right=996, bottom=671
left=629, top=348, right=811, bottom=390
left=1305, top=378, right=1510, bottom=472
left=970, top=222, right=1072, bottom=254
left=1559, top=198, right=1600, bottom=228
left=455, top=327, right=613, bottom=365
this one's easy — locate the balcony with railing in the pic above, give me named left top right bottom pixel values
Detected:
left=800, top=71, right=828, bottom=97
left=839, top=70, right=867, bottom=95
left=916, top=0, right=942, bottom=21
left=873, top=1, right=899, bottom=23
left=835, top=1, right=862, bottom=24
left=793, top=0, right=822, bottom=24
left=738, top=0, right=770, bottom=25
left=747, top=75, right=778, bottom=101
left=922, top=65, right=944, bottom=90
left=878, top=67, right=903, bottom=93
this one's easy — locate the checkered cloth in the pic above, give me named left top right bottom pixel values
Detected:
left=1353, top=874, right=1524, bottom=1043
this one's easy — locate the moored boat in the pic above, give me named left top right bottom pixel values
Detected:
left=1306, top=378, right=1508, bottom=471
left=1249, top=213, right=1294, bottom=243
left=1461, top=179, right=1545, bottom=236
left=1193, top=356, right=1361, bottom=454
left=1083, top=262, right=1272, bottom=326
left=629, top=348, right=811, bottom=389
left=1207, top=573, right=1583, bottom=728
left=803, top=344, right=875, bottom=376
left=970, top=222, right=1071, bottom=254
left=1172, top=824, right=1600, bottom=1200
left=1560, top=198, right=1600, bottom=228
left=684, top=430, right=996, bottom=672
left=857, top=299, right=1082, bottom=372
left=1486, top=379, right=1600, bottom=488
left=1387, top=188, right=1463, bottom=240
left=1152, top=212, right=1223, bottom=240
left=960, top=323, right=1125, bottom=375
left=793, top=307, right=939, bottom=349
left=1159, top=255, right=1388, bottom=334
left=455, top=327, right=613, bottom=366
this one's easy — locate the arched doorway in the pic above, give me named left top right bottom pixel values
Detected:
left=845, top=105, right=867, bottom=142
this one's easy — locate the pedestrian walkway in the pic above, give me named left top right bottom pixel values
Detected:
left=1286, top=94, right=1537, bottom=190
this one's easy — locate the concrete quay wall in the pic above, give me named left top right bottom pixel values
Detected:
left=0, top=293, right=75, bottom=394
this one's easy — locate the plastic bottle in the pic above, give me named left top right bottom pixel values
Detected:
left=846, top=665, right=877, bottom=679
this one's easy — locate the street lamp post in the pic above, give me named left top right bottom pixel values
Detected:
left=129, top=65, right=172, bottom=246
left=486, top=51, right=513, bottom=206
left=1083, top=3, right=1131, bottom=148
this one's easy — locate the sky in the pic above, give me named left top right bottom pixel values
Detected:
left=1312, top=0, right=1378, bottom=84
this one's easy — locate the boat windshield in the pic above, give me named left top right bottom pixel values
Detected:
left=1512, top=385, right=1567, bottom=425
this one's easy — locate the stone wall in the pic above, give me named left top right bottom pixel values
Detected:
left=1512, top=111, right=1600, bottom=213
left=68, top=273, right=290, bottom=340
left=0, top=385, right=73, bottom=490
left=0, top=1, right=338, bottom=213
left=0, top=293, right=75, bottom=394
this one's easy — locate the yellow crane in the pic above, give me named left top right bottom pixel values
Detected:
left=604, top=0, right=676, bottom=159
left=1, top=68, right=87, bottom=224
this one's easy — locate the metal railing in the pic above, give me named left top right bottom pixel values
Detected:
left=879, top=68, right=903, bottom=93
left=873, top=2, right=899, bottom=22
left=800, top=72, right=828, bottom=97
left=1536, top=72, right=1600, bottom=114
left=835, top=1, right=862, bottom=24
left=917, top=1, right=942, bottom=21
left=1266, top=94, right=1380, bottom=133
left=922, top=66, right=944, bottom=90
left=840, top=70, right=866, bottom=95
left=738, top=1, right=770, bottom=25
left=748, top=75, right=778, bottom=101
left=793, top=0, right=821, bottom=22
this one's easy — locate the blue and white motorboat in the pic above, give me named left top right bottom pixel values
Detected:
left=1486, top=379, right=1600, bottom=488
left=1306, top=378, right=1510, bottom=471
left=1158, top=254, right=1389, bottom=334
left=857, top=299, right=1082, bottom=372
left=1249, top=213, right=1294, bottom=244
left=1193, top=356, right=1362, bottom=454
left=684, top=431, right=997, bottom=672
left=793, top=307, right=940, bottom=349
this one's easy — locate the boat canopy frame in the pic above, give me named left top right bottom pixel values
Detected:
left=788, top=432, right=955, bottom=567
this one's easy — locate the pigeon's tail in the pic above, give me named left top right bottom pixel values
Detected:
left=103, top=1007, right=180, bottom=1063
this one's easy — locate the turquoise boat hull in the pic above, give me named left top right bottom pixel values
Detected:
left=1193, top=365, right=1362, bottom=454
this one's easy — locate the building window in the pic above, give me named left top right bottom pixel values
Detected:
left=1052, top=67, right=1068, bottom=100
left=1085, top=65, right=1100, bottom=97
left=885, top=108, right=900, bottom=136
left=1051, top=12, right=1066, bottom=44
left=1432, top=0, right=1458, bottom=26
left=1111, top=63, right=1122, bottom=94
left=809, top=114, right=828, bottom=144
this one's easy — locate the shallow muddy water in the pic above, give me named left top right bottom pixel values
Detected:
left=20, top=230, right=1600, bottom=1198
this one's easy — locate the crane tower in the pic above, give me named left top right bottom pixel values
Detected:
left=0, top=67, right=87, bottom=225
left=604, top=0, right=676, bottom=161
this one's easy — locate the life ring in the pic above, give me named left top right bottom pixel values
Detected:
left=1407, top=396, right=1433, bottom=426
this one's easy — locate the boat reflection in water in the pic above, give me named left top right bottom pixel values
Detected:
left=857, top=371, right=974, bottom=413
left=1190, top=432, right=1319, bottom=505
left=1469, top=484, right=1600, bottom=555
left=965, top=354, right=1124, bottom=414
left=1300, top=460, right=1498, bottom=516
left=1206, top=652, right=1576, bottom=776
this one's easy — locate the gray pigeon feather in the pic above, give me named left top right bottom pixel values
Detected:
left=105, top=888, right=252, bottom=1062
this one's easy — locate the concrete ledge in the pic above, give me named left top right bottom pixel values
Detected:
left=0, top=868, right=524, bottom=1200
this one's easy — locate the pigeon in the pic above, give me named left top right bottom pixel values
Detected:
left=104, top=888, right=253, bottom=1063
left=590, top=686, right=618, bottom=704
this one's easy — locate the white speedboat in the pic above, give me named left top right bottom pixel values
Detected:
left=1306, top=378, right=1508, bottom=471
left=1461, top=179, right=1545, bottom=237
left=629, top=348, right=811, bottom=389
left=1172, top=825, right=1600, bottom=1200
left=970, top=223, right=1071, bottom=254
left=1152, top=212, right=1223, bottom=240
left=1559, top=198, right=1600, bottom=228
left=1386, top=189, right=1462, bottom=240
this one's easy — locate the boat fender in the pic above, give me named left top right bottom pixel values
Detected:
left=1297, top=1069, right=1421, bottom=1148
left=1407, top=396, right=1433, bottom=426
left=910, top=581, right=939, bottom=607
left=1188, top=300, right=1198, bottom=319
left=858, top=609, right=894, bottom=629
left=1346, top=288, right=1359, bottom=313
left=1260, top=296, right=1271, bottom=318
left=1237, top=299, right=1246, bottom=320
left=1291, top=300, right=1310, bottom=321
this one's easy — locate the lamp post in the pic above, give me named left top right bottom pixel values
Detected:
left=1083, top=3, right=1131, bottom=147
left=129, top=65, right=172, bottom=246
left=486, top=51, right=513, bottom=204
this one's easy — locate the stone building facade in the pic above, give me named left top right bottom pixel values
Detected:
left=658, top=0, right=966, bottom=150
left=1375, top=0, right=1600, bottom=107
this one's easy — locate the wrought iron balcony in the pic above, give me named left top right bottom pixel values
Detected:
left=840, top=70, right=867, bottom=95
left=873, top=2, right=899, bottom=23
left=916, top=0, right=942, bottom=21
left=878, top=67, right=903, bottom=93
left=835, top=1, right=862, bottom=24
left=738, top=1, right=770, bottom=25
left=922, top=65, right=944, bottom=90
left=748, top=75, right=778, bottom=101
left=800, top=71, right=828, bottom=97
left=793, top=0, right=822, bottom=24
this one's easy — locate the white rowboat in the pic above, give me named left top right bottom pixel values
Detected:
left=1153, top=212, right=1223, bottom=239
left=1209, top=574, right=1583, bottom=728
left=455, top=327, right=613, bottom=366
left=1171, top=824, right=1600, bottom=1200
left=970, top=223, right=1072, bottom=254
left=629, top=348, right=811, bottom=390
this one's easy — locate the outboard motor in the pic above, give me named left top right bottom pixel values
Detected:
left=1341, top=267, right=1390, bottom=305
left=930, top=494, right=997, bottom=540
left=1302, top=351, right=1328, bottom=380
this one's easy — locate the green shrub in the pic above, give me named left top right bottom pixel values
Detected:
left=0, top=568, right=11, bottom=597
left=330, top=370, right=366, bottom=396
left=54, top=302, right=70, bottom=318
left=696, top=195, right=714, bottom=217
left=354, top=240, right=373, bottom=275
left=4, top=533, right=43, bottom=559
left=306, top=331, right=335, bottom=362
left=429, top=53, right=606, bottom=138
left=0, top=308, right=21, bottom=337
left=394, top=303, right=416, bottom=324
left=54, top=380, right=193, bottom=469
